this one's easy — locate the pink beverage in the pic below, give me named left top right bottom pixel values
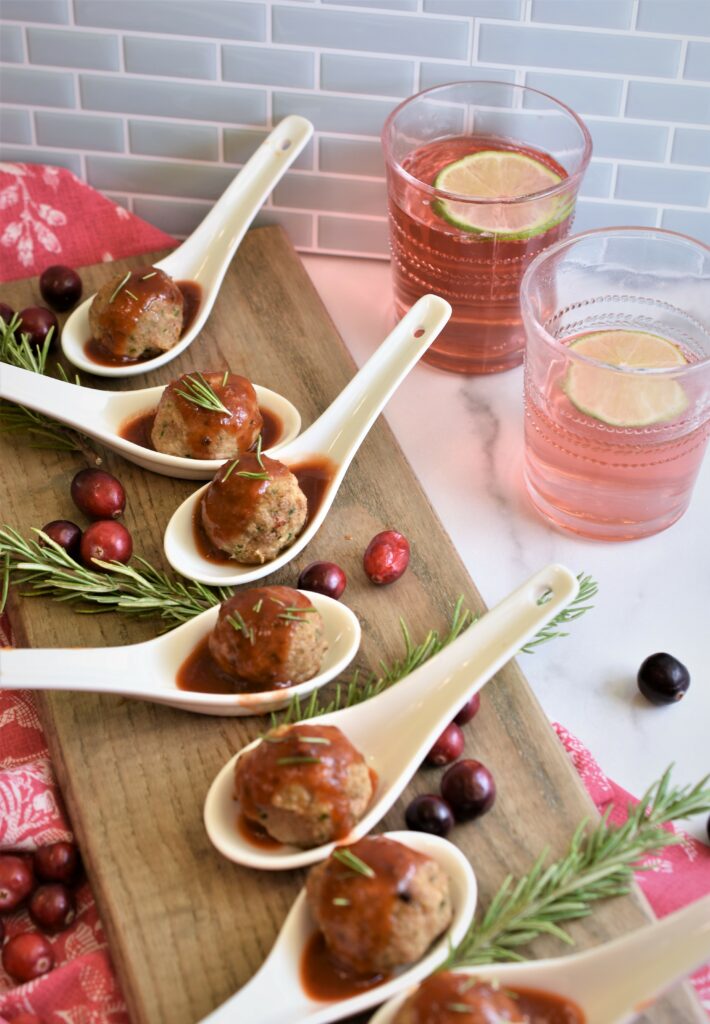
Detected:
left=521, top=230, right=710, bottom=541
left=382, top=82, right=592, bottom=376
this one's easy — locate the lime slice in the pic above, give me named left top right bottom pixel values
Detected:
left=433, top=149, right=568, bottom=239
left=564, top=330, right=689, bottom=427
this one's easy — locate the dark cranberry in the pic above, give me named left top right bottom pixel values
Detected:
left=40, top=520, right=82, bottom=561
left=637, top=653, right=690, bottom=705
left=425, top=722, right=464, bottom=766
left=0, top=301, right=15, bottom=328
left=363, top=530, right=410, bottom=586
left=34, top=841, right=79, bottom=884
left=297, top=561, right=347, bottom=600
left=39, top=264, right=83, bottom=312
left=2, top=933, right=54, bottom=983
left=71, top=468, right=126, bottom=520
left=81, top=520, right=133, bottom=569
left=441, top=759, right=496, bottom=822
left=405, top=794, right=454, bottom=837
left=0, top=854, right=35, bottom=911
left=29, top=883, right=76, bottom=932
left=18, top=306, right=59, bottom=349
left=454, top=692, right=481, bottom=726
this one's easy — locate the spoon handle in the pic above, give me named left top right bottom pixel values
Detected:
left=0, top=644, right=150, bottom=695
left=281, top=293, right=452, bottom=465
left=0, top=362, right=107, bottom=430
left=159, top=115, right=313, bottom=290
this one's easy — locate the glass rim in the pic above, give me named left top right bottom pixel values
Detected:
left=521, top=225, right=710, bottom=378
left=381, top=79, right=593, bottom=206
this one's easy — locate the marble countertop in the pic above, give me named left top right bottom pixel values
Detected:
left=303, top=253, right=710, bottom=842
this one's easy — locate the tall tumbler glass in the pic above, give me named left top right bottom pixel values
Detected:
left=382, top=81, right=592, bottom=375
left=521, top=228, right=710, bottom=541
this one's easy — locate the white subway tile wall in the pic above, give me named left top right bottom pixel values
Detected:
left=0, top=0, right=708, bottom=254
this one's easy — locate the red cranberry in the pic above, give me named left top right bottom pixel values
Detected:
left=2, top=933, right=54, bottom=983
left=441, top=759, right=496, bottom=822
left=34, top=841, right=80, bottom=884
left=18, top=306, right=59, bottom=349
left=29, top=883, right=76, bottom=932
left=405, top=794, right=454, bottom=837
left=297, top=561, right=347, bottom=600
left=637, top=653, right=690, bottom=705
left=81, top=520, right=133, bottom=569
left=11, top=1015, right=45, bottom=1024
left=39, top=264, right=82, bottom=312
left=0, top=301, right=15, bottom=327
left=40, top=519, right=82, bottom=561
left=425, top=722, right=464, bottom=766
left=71, top=468, right=126, bottom=520
left=454, top=692, right=481, bottom=726
left=363, top=530, right=410, bottom=586
left=0, top=854, right=35, bottom=912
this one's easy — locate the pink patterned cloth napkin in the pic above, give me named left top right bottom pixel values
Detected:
left=0, top=163, right=708, bottom=1023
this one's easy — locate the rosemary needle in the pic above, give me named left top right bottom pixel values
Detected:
left=175, top=372, right=230, bottom=415
left=276, top=755, right=321, bottom=766
left=222, top=459, right=240, bottom=482
left=332, top=848, right=375, bottom=878
left=109, top=270, right=132, bottom=303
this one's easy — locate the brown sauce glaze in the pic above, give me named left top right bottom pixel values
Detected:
left=193, top=455, right=336, bottom=565
left=176, top=636, right=264, bottom=695
left=118, top=405, right=282, bottom=454
left=236, top=812, right=283, bottom=851
left=300, top=931, right=387, bottom=1003
left=84, top=278, right=201, bottom=367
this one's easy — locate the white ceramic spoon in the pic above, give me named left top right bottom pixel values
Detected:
left=204, top=563, right=579, bottom=868
left=164, top=293, right=452, bottom=583
left=60, top=115, right=313, bottom=378
left=198, top=830, right=477, bottom=1024
left=0, top=591, right=359, bottom=717
left=370, top=892, right=710, bottom=1024
left=0, top=362, right=301, bottom=480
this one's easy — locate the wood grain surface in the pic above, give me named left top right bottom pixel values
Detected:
left=0, top=227, right=703, bottom=1024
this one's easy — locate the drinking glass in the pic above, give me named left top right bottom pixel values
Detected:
left=382, top=81, right=592, bottom=375
left=521, top=227, right=710, bottom=541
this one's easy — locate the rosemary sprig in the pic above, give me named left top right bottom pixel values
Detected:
left=276, top=755, right=322, bottom=766
left=522, top=574, right=597, bottom=654
left=174, top=372, right=230, bottom=414
left=236, top=470, right=269, bottom=480
left=445, top=766, right=710, bottom=967
left=222, top=459, right=240, bottom=482
left=332, top=848, right=375, bottom=878
left=109, top=270, right=132, bottom=303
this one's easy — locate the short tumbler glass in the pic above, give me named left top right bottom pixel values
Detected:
left=521, top=228, right=710, bottom=541
left=382, top=81, right=592, bottom=375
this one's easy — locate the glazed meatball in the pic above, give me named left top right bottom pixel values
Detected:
left=209, top=585, right=327, bottom=688
left=200, top=452, right=307, bottom=564
left=89, top=265, right=183, bottom=360
left=151, top=371, right=262, bottom=459
left=234, top=723, right=373, bottom=848
left=306, top=836, right=452, bottom=976
left=392, top=974, right=524, bottom=1024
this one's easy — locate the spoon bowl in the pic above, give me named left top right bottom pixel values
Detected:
left=369, top=892, right=710, bottom=1024
left=198, top=830, right=477, bottom=1024
left=60, top=116, right=313, bottom=378
left=164, top=293, right=452, bottom=582
left=0, top=363, right=301, bottom=479
left=204, top=563, right=579, bottom=868
left=0, top=590, right=360, bottom=716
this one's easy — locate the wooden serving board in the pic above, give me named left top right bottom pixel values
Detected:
left=1, top=227, right=703, bottom=1024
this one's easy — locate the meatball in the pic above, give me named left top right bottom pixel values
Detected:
left=234, top=723, right=373, bottom=848
left=89, top=265, right=183, bottom=360
left=306, top=836, right=452, bottom=977
left=151, top=371, right=262, bottom=459
left=209, top=585, right=327, bottom=688
left=200, top=452, right=307, bottom=564
left=392, top=974, right=524, bottom=1024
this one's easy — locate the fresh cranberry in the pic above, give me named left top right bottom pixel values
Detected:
left=34, top=841, right=80, bottom=884
left=637, top=653, right=690, bottom=705
left=363, top=530, right=410, bottom=586
left=441, top=759, right=496, bottom=822
left=405, top=794, right=454, bottom=837
left=18, top=306, right=59, bottom=349
left=454, top=692, right=481, bottom=726
left=80, top=520, right=133, bottom=569
left=70, top=468, right=126, bottom=520
left=40, top=520, right=82, bottom=561
left=0, top=854, right=35, bottom=912
left=39, top=264, right=82, bottom=312
left=425, top=722, right=464, bottom=766
left=2, top=933, right=54, bottom=983
left=297, top=561, right=347, bottom=600
left=29, top=883, right=76, bottom=932
left=0, top=301, right=15, bottom=327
